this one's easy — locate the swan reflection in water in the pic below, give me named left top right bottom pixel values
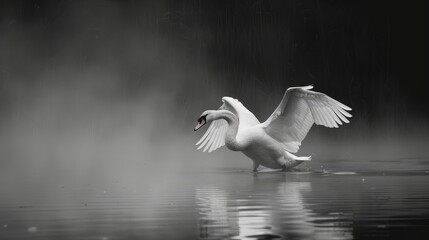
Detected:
left=196, top=175, right=353, bottom=239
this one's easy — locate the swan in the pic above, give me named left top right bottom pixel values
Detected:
left=194, top=85, right=352, bottom=172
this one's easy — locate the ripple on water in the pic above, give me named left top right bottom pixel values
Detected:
left=1, top=169, right=429, bottom=239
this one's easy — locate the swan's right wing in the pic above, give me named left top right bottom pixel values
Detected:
left=262, top=85, right=352, bottom=153
left=195, top=103, right=232, bottom=153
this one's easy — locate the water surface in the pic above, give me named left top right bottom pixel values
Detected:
left=1, top=163, right=429, bottom=240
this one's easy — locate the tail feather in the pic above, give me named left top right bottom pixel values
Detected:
left=296, top=155, right=312, bottom=161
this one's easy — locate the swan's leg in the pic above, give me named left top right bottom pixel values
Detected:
left=252, top=161, right=260, bottom=172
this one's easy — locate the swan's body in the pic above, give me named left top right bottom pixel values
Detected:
left=194, top=85, right=352, bottom=171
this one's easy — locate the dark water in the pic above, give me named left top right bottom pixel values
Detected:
left=1, top=163, right=429, bottom=240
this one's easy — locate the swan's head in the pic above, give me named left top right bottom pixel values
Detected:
left=194, top=110, right=215, bottom=131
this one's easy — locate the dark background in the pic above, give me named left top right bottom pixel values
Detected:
left=1, top=0, right=427, bottom=132
left=0, top=0, right=428, bottom=187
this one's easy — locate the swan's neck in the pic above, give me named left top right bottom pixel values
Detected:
left=215, top=110, right=245, bottom=151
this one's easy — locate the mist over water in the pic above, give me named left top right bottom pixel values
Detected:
left=0, top=1, right=428, bottom=239
left=0, top=1, right=217, bottom=192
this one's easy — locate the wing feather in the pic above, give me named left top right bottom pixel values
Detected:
left=262, top=85, right=352, bottom=153
left=196, top=122, right=215, bottom=145
left=203, top=121, right=220, bottom=152
left=198, top=120, right=218, bottom=150
left=197, top=123, right=213, bottom=150
left=220, top=125, right=227, bottom=146
left=196, top=100, right=231, bottom=153
left=216, top=125, right=226, bottom=149
left=213, top=129, right=221, bottom=151
left=336, top=105, right=352, bottom=118
left=323, top=106, right=337, bottom=128
left=328, top=107, right=342, bottom=126
left=313, top=101, right=327, bottom=126
left=208, top=122, right=222, bottom=152
left=308, top=103, right=322, bottom=125
left=218, top=125, right=227, bottom=148
left=332, top=105, right=349, bottom=123
left=198, top=119, right=229, bottom=152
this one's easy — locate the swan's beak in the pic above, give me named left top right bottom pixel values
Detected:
left=194, top=120, right=206, bottom=131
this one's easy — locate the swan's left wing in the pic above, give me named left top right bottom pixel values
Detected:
left=195, top=104, right=232, bottom=153
left=262, top=85, right=352, bottom=153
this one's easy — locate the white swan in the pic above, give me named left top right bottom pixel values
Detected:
left=194, top=85, right=352, bottom=171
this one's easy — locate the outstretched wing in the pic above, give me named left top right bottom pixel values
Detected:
left=262, top=85, right=352, bottom=153
left=195, top=103, right=233, bottom=153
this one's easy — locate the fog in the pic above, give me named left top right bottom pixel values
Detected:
left=0, top=0, right=428, bottom=203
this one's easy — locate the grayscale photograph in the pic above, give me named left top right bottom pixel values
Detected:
left=0, top=0, right=427, bottom=239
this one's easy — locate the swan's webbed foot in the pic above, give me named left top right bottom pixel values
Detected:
left=253, top=161, right=260, bottom=173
